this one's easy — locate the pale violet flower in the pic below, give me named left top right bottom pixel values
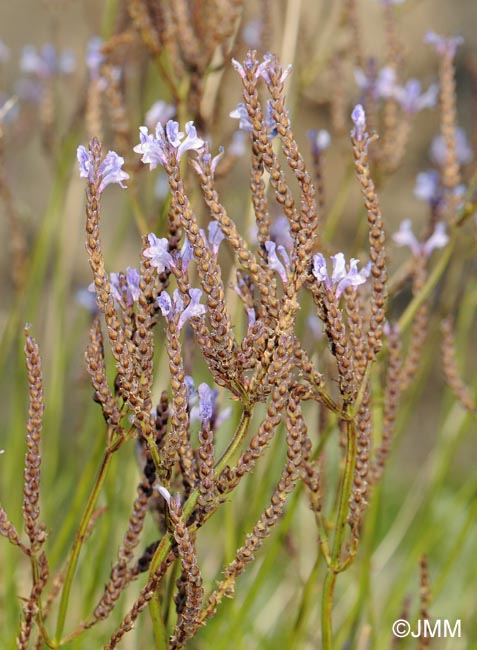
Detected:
left=207, top=222, right=226, bottom=256
left=392, top=219, right=449, bottom=257
left=414, top=170, right=441, bottom=203
left=431, top=128, right=473, bottom=167
left=242, top=19, right=262, bottom=48
left=270, top=215, right=293, bottom=250
left=308, top=128, right=331, bottom=155
left=265, top=241, right=290, bottom=284
left=312, top=252, right=371, bottom=298
left=393, top=80, right=438, bottom=114
left=354, top=65, right=396, bottom=99
left=351, top=104, right=367, bottom=141
left=143, top=234, right=173, bottom=273
left=229, top=131, right=247, bottom=157
left=21, top=44, right=75, bottom=78
left=76, top=146, right=129, bottom=193
left=157, top=288, right=206, bottom=331
left=110, top=267, right=141, bottom=306
left=145, top=100, right=176, bottom=129
left=86, top=37, right=104, bottom=79
left=134, top=120, right=204, bottom=169
left=198, top=383, right=218, bottom=423
left=229, top=100, right=278, bottom=139
left=424, top=31, right=464, bottom=58
left=232, top=52, right=291, bottom=85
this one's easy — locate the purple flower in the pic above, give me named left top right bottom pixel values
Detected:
left=351, top=104, right=367, bottom=141
left=110, top=267, right=140, bottom=306
left=143, top=234, right=173, bottom=273
left=157, top=288, right=206, bottom=332
left=308, top=129, right=331, bottom=155
left=424, top=31, right=464, bottom=58
left=431, top=128, right=473, bottom=167
left=312, top=252, right=371, bottom=298
left=232, top=52, right=291, bottom=85
left=157, top=291, right=173, bottom=319
left=198, top=383, right=218, bottom=423
left=229, top=100, right=278, bottom=140
left=77, top=146, right=129, bottom=192
left=145, top=100, right=176, bottom=129
left=414, top=170, right=441, bottom=203
left=179, top=236, right=194, bottom=271
left=86, top=37, right=104, bottom=80
left=393, top=80, right=438, bottom=114
left=270, top=215, right=293, bottom=250
left=134, top=120, right=204, bottom=169
left=21, top=44, right=75, bottom=78
left=178, top=288, right=206, bottom=331
left=126, top=267, right=141, bottom=302
left=265, top=241, right=290, bottom=284
left=207, top=222, right=226, bottom=256
left=354, top=65, right=396, bottom=99
left=99, top=151, right=129, bottom=191
left=392, top=219, right=448, bottom=257
left=229, top=131, right=247, bottom=157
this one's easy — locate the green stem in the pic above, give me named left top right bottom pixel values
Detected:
left=398, top=238, right=454, bottom=333
left=321, top=419, right=358, bottom=649
left=54, top=448, right=114, bottom=644
left=149, top=595, right=169, bottom=650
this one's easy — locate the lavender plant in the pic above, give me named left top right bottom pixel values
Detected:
left=1, top=2, right=476, bottom=649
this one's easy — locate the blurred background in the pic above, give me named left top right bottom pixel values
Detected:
left=0, top=1, right=476, bottom=648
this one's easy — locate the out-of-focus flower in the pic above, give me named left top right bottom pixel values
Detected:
left=270, top=215, right=293, bottom=250
left=77, top=146, right=129, bottom=193
left=75, top=286, right=100, bottom=313
left=312, top=252, right=371, bottom=298
left=354, top=65, right=396, bottom=99
left=198, top=383, right=217, bottom=423
left=86, top=37, right=104, bottom=80
left=308, top=128, right=331, bottom=155
left=21, top=43, right=75, bottom=78
left=145, top=100, right=176, bottom=129
left=414, top=170, right=441, bottom=203
left=143, top=234, right=173, bottom=273
left=242, top=19, right=262, bottom=48
left=392, top=219, right=448, bottom=257
left=393, top=79, right=438, bottom=114
left=430, top=127, right=473, bottom=167
left=134, top=120, right=204, bottom=169
left=229, top=131, right=247, bottom=157
left=424, top=31, right=464, bottom=58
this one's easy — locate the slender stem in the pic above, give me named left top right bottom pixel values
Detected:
left=147, top=408, right=252, bottom=584
left=321, top=419, right=358, bottom=649
left=149, top=595, right=168, bottom=650
left=54, top=449, right=114, bottom=643
left=398, top=238, right=454, bottom=333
